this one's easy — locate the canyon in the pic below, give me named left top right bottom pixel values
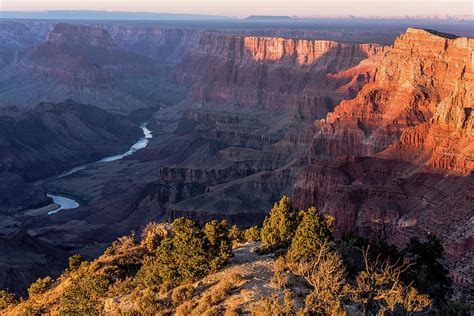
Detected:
left=0, top=20, right=472, bottom=295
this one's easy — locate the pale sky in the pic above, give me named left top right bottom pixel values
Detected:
left=1, top=0, right=472, bottom=18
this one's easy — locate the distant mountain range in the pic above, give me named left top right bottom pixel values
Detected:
left=0, top=10, right=234, bottom=21
left=297, top=14, right=474, bottom=21
left=0, top=11, right=472, bottom=22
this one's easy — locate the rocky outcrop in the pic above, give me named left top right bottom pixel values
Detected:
left=293, top=29, right=473, bottom=284
left=312, top=28, right=473, bottom=173
left=175, top=33, right=382, bottom=118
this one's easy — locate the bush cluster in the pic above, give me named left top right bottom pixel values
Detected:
left=136, top=218, right=233, bottom=291
left=59, top=270, right=110, bottom=314
left=27, top=277, right=54, bottom=297
left=2, top=196, right=459, bottom=315
left=243, top=225, right=260, bottom=242
left=257, top=196, right=454, bottom=315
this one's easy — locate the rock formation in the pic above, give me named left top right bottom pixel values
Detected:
left=0, top=23, right=160, bottom=111
left=292, top=28, right=473, bottom=284
left=175, top=33, right=382, bottom=119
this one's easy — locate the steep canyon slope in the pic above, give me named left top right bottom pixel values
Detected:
left=175, top=33, right=382, bottom=118
left=0, top=23, right=182, bottom=112
left=293, top=28, right=473, bottom=284
left=157, top=27, right=473, bottom=285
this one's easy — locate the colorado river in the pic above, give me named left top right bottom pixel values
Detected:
left=45, top=123, right=152, bottom=215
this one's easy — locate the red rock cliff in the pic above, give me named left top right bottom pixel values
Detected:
left=175, top=33, right=382, bottom=118
left=293, top=29, right=473, bottom=284
left=313, top=28, right=473, bottom=173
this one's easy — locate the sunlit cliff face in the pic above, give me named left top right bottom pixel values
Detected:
left=320, top=28, right=473, bottom=174
left=243, top=36, right=380, bottom=66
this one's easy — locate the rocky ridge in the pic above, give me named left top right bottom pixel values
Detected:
left=292, top=28, right=472, bottom=284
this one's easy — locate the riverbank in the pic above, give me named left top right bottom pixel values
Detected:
left=38, top=123, right=153, bottom=215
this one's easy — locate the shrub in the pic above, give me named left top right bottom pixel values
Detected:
left=336, top=239, right=366, bottom=278
left=176, top=300, right=194, bottom=315
left=228, top=225, right=242, bottom=243
left=195, top=280, right=234, bottom=314
left=104, top=240, right=119, bottom=256
left=260, top=196, right=299, bottom=247
left=0, top=290, right=16, bottom=311
left=28, top=276, right=54, bottom=297
left=403, top=235, right=452, bottom=305
left=116, top=231, right=137, bottom=252
left=288, top=207, right=334, bottom=261
left=137, top=217, right=233, bottom=291
left=244, top=226, right=260, bottom=242
left=107, top=276, right=136, bottom=297
left=251, top=291, right=294, bottom=316
left=136, top=238, right=179, bottom=291
left=204, top=220, right=233, bottom=271
left=59, top=271, right=110, bottom=314
left=229, top=272, right=244, bottom=284
left=209, top=280, right=234, bottom=305
left=287, top=241, right=347, bottom=315
left=350, top=248, right=431, bottom=314
left=203, top=305, right=222, bottom=316
left=282, top=290, right=295, bottom=315
left=224, top=306, right=240, bottom=316
left=141, top=222, right=171, bottom=251
left=135, top=288, right=167, bottom=314
left=271, top=256, right=288, bottom=288
left=172, top=284, right=195, bottom=306
left=67, top=253, right=85, bottom=272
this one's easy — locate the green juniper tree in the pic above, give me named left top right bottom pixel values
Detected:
left=203, top=220, right=233, bottom=271
left=260, top=196, right=299, bottom=247
left=244, top=226, right=261, bottom=242
left=288, top=207, right=334, bottom=261
left=137, top=217, right=233, bottom=291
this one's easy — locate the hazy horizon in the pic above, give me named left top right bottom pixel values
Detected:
left=1, top=0, right=472, bottom=18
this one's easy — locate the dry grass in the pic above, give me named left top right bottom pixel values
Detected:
left=3, top=243, right=310, bottom=316
left=171, top=284, right=196, bottom=306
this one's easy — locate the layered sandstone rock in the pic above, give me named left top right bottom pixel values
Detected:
left=0, top=23, right=158, bottom=111
left=175, top=33, right=382, bottom=118
left=102, top=25, right=202, bottom=63
left=314, top=28, right=473, bottom=173
left=293, top=29, right=473, bottom=284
